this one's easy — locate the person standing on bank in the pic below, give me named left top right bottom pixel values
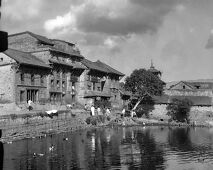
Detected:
left=28, top=99, right=33, bottom=111
left=91, top=105, right=95, bottom=116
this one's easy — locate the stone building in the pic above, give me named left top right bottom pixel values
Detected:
left=0, top=31, right=125, bottom=108
left=0, top=48, right=50, bottom=104
left=78, top=59, right=124, bottom=107
left=164, top=80, right=213, bottom=106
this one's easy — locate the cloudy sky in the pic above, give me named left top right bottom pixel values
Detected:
left=1, top=0, right=213, bottom=82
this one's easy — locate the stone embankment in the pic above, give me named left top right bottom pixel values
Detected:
left=1, top=106, right=213, bottom=143
left=0, top=110, right=91, bottom=143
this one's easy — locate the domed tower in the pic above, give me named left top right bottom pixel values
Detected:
left=148, top=60, right=162, bottom=78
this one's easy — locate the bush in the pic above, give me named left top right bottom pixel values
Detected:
left=94, top=100, right=111, bottom=109
left=129, top=95, right=155, bottom=118
left=39, top=98, right=49, bottom=105
left=85, top=115, right=110, bottom=125
left=166, top=98, right=193, bottom=123
left=10, top=114, right=18, bottom=120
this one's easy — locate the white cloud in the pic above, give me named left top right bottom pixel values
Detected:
left=44, top=12, right=76, bottom=32
left=104, top=37, right=117, bottom=48
left=2, top=0, right=42, bottom=20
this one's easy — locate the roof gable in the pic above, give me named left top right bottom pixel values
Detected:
left=4, top=49, right=51, bottom=68
left=81, top=59, right=109, bottom=73
left=95, top=60, right=124, bottom=76
left=169, top=81, right=194, bottom=90
left=9, top=31, right=54, bottom=45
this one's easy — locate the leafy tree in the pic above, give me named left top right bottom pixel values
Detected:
left=124, top=69, right=164, bottom=111
left=166, top=98, right=193, bottom=123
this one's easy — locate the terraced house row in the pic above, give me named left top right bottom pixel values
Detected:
left=0, top=31, right=128, bottom=109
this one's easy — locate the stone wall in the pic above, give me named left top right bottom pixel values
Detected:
left=0, top=64, right=15, bottom=102
left=149, top=104, right=213, bottom=122
left=9, top=33, right=50, bottom=52
left=9, top=33, right=39, bottom=52
left=165, top=89, right=213, bottom=97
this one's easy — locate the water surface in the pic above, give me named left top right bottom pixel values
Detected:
left=2, top=126, right=213, bottom=170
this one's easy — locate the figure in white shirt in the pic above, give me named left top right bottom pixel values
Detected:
left=91, top=105, right=95, bottom=116
left=28, top=100, right=33, bottom=111
left=121, top=108, right=125, bottom=117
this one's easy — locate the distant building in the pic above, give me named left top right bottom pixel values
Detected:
left=164, top=80, right=213, bottom=106
left=148, top=60, right=162, bottom=78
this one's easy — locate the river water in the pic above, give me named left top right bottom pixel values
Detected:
left=2, top=126, right=213, bottom=170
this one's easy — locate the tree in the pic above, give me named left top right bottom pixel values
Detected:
left=166, top=98, right=193, bottom=123
left=124, top=69, right=164, bottom=112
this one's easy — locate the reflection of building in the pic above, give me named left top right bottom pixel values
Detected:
left=0, top=31, right=125, bottom=108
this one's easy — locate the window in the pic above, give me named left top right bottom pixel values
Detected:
left=31, top=74, right=35, bottom=85
left=87, top=75, right=91, bottom=81
left=183, top=85, right=185, bottom=89
left=51, top=79, right=54, bottom=87
left=0, top=58, right=3, bottom=62
left=56, top=70, right=60, bottom=79
left=88, top=85, right=91, bottom=90
left=62, top=81, right=65, bottom=88
left=93, top=82, right=95, bottom=91
left=57, top=80, right=60, bottom=88
left=20, top=90, right=25, bottom=102
left=97, top=87, right=101, bottom=91
left=20, top=73, right=24, bottom=84
left=40, top=75, right=44, bottom=85
left=62, top=71, right=66, bottom=79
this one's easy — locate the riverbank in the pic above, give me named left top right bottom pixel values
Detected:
left=1, top=108, right=213, bottom=143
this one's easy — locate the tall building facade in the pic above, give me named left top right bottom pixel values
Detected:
left=0, top=31, right=125, bottom=108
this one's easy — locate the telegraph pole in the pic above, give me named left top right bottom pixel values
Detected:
left=0, top=0, right=8, bottom=52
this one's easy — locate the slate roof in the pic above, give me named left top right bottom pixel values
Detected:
left=95, top=60, right=125, bottom=76
left=49, top=58, right=86, bottom=69
left=49, top=47, right=84, bottom=59
left=81, top=59, right=109, bottom=73
left=81, top=59, right=124, bottom=76
left=9, top=31, right=54, bottom=45
left=4, top=48, right=51, bottom=68
left=168, top=81, right=213, bottom=90
left=51, top=39, right=75, bottom=46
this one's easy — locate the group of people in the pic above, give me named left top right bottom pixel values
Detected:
left=121, top=108, right=136, bottom=118
left=88, top=104, right=111, bottom=116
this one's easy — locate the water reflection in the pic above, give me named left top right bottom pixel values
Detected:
left=2, top=126, right=213, bottom=170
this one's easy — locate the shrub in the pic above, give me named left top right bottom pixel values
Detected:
left=39, top=98, right=49, bottom=105
left=10, top=114, right=18, bottom=120
left=129, top=95, right=155, bottom=118
left=85, top=115, right=109, bottom=125
left=166, top=98, right=193, bottom=123
left=94, top=100, right=111, bottom=109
